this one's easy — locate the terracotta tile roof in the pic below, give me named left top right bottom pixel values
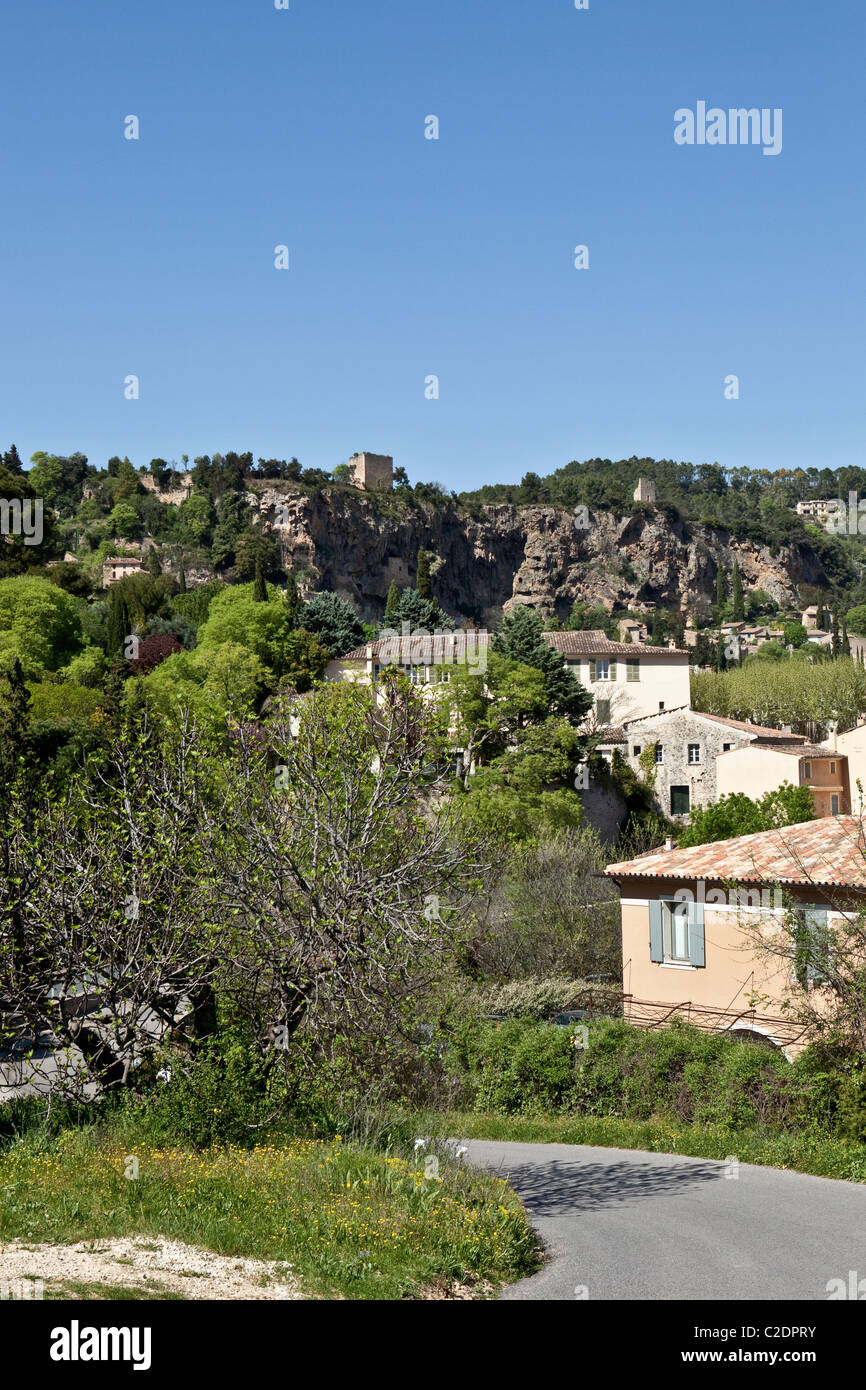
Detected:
left=620, top=708, right=807, bottom=743
left=339, top=631, right=490, bottom=663
left=542, top=631, right=690, bottom=658
left=717, top=743, right=840, bottom=759
left=605, top=815, right=866, bottom=889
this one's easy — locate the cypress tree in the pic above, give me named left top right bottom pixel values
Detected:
left=831, top=610, right=840, bottom=659
left=842, top=620, right=851, bottom=657
left=731, top=560, right=744, bottom=621
left=253, top=557, right=267, bottom=603
left=715, top=566, right=726, bottom=614
left=178, top=563, right=187, bottom=593
left=384, top=581, right=400, bottom=624
left=416, top=548, right=432, bottom=601
left=817, top=600, right=826, bottom=630
left=715, top=630, right=726, bottom=671
left=106, top=588, right=131, bottom=658
left=285, top=571, right=301, bottom=626
left=146, top=548, right=162, bottom=578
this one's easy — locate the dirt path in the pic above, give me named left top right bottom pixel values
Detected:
left=0, top=1236, right=303, bottom=1300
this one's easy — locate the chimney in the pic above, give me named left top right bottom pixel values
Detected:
left=664, top=837, right=674, bottom=852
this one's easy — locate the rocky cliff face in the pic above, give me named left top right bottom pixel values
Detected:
left=245, top=484, right=824, bottom=624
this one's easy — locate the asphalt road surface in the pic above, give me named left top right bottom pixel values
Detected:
left=461, top=1139, right=866, bottom=1300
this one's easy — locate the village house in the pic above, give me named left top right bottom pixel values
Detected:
left=716, top=744, right=849, bottom=817
left=616, top=709, right=807, bottom=820
left=327, top=628, right=691, bottom=736
left=102, top=556, right=144, bottom=586
left=822, top=721, right=866, bottom=812
left=542, top=631, right=691, bottom=730
left=606, top=816, right=866, bottom=1057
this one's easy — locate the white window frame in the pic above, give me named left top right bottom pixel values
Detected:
left=687, top=743, right=701, bottom=765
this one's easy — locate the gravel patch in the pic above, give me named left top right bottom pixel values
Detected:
left=0, top=1236, right=303, bottom=1300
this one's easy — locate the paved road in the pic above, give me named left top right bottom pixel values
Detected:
left=461, top=1139, right=866, bottom=1300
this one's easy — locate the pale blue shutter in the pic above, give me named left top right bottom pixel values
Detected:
left=688, top=902, right=705, bottom=967
left=649, top=900, right=663, bottom=962
left=609, top=660, right=617, bottom=681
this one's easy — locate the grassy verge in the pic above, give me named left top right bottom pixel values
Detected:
left=414, top=1110, right=866, bottom=1183
left=0, top=1129, right=539, bottom=1300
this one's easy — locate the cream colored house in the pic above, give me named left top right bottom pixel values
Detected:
left=717, top=744, right=849, bottom=817
left=606, top=817, right=866, bottom=1056
left=542, top=631, right=691, bottom=730
left=327, top=628, right=691, bottom=736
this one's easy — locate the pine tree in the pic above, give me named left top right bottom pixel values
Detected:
left=384, top=581, right=400, bottom=625
left=731, top=560, right=744, bottom=621
left=3, top=444, right=23, bottom=474
left=416, top=548, right=432, bottom=600
left=285, top=571, right=301, bottom=626
left=253, top=557, right=267, bottom=603
left=114, top=456, right=140, bottom=501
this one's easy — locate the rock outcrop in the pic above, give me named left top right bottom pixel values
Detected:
left=244, top=484, right=824, bottom=624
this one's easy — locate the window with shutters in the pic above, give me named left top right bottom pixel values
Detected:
left=793, top=908, right=831, bottom=986
left=662, top=900, right=690, bottom=963
left=650, top=898, right=705, bottom=967
left=626, top=659, right=640, bottom=683
left=595, top=660, right=610, bottom=681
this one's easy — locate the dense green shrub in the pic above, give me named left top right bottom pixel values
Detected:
left=444, top=1015, right=866, bottom=1137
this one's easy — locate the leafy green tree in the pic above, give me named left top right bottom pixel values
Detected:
left=180, top=493, right=214, bottom=543
left=382, top=586, right=454, bottom=633
left=678, top=783, right=815, bottom=847
left=493, top=605, right=592, bottom=722
left=784, top=622, right=808, bottom=649
left=299, top=591, right=364, bottom=657
left=0, top=576, right=84, bottom=676
left=109, top=502, right=142, bottom=539
left=845, top=605, right=866, bottom=638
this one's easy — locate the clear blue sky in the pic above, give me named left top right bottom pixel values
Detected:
left=2, top=0, right=863, bottom=490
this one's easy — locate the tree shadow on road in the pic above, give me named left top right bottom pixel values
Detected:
left=482, top=1158, right=725, bottom=1216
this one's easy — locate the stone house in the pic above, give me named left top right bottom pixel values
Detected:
left=618, top=709, right=807, bottom=820
left=102, top=556, right=144, bottom=586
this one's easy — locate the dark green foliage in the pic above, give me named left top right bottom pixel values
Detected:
left=677, top=783, right=814, bottom=847
left=493, top=605, right=592, bottom=722
left=253, top=557, right=267, bottom=603
left=299, top=591, right=364, bottom=658
left=416, top=548, right=432, bottom=600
